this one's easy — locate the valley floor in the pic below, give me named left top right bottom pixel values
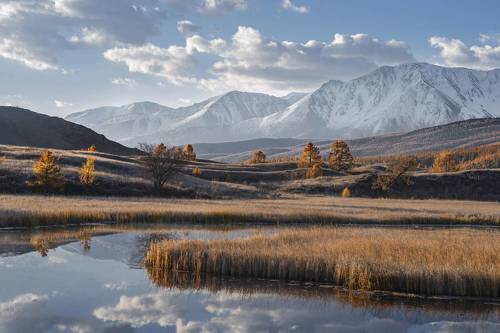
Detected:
left=0, top=194, right=498, bottom=228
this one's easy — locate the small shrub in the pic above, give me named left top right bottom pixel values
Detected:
left=192, top=167, right=202, bottom=177
left=249, top=150, right=266, bottom=164
left=341, top=187, right=352, bottom=197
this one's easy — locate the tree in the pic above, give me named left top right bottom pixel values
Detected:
left=328, top=140, right=354, bottom=171
left=306, top=163, right=322, bottom=178
left=432, top=151, right=458, bottom=172
left=372, top=156, right=417, bottom=192
left=250, top=150, right=266, bottom=164
left=87, top=144, right=97, bottom=152
left=139, top=143, right=178, bottom=192
left=341, top=187, right=352, bottom=197
left=183, top=144, right=196, bottom=161
left=298, top=143, right=322, bottom=168
left=33, top=150, right=66, bottom=191
left=79, top=158, right=96, bottom=187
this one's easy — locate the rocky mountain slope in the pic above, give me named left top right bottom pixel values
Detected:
left=0, top=106, right=139, bottom=155
left=66, top=63, right=500, bottom=146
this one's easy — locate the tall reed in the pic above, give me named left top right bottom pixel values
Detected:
left=145, top=227, right=500, bottom=298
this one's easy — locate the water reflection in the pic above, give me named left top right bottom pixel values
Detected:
left=0, top=226, right=498, bottom=333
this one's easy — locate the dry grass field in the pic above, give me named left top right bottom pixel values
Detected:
left=145, top=227, right=500, bottom=298
left=0, top=194, right=498, bottom=228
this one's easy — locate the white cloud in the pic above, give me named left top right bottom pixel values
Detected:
left=430, top=35, right=500, bottom=69
left=93, top=292, right=188, bottom=328
left=54, top=100, right=73, bottom=108
left=103, top=26, right=415, bottom=94
left=111, top=78, right=137, bottom=87
left=282, top=0, right=309, bottom=14
left=177, top=20, right=201, bottom=36
left=69, top=27, right=110, bottom=45
left=0, top=0, right=168, bottom=71
left=200, top=0, right=248, bottom=15
left=0, top=38, right=58, bottom=70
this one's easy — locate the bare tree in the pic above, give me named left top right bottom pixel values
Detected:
left=139, top=143, right=179, bottom=192
left=372, top=156, right=417, bottom=192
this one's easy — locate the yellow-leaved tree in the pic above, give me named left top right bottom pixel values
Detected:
left=250, top=150, right=266, bottom=164
left=328, top=140, right=354, bottom=171
left=432, top=151, right=458, bottom=172
left=87, top=144, right=97, bottom=152
left=306, top=163, right=322, bottom=179
left=79, top=158, right=96, bottom=187
left=183, top=144, right=197, bottom=161
left=298, top=142, right=322, bottom=168
left=33, top=150, right=66, bottom=191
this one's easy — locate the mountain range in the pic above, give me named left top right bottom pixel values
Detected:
left=66, top=63, right=500, bottom=147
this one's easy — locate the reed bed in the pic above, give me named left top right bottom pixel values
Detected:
left=145, top=227, right=500, bottom=298
left=0, top=195, right=499, bottom=228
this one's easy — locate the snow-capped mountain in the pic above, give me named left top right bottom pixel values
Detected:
left=259, top=63, right=499, bottom=138
left=67, top=91, right=293, bottom=145
left=66, top=63, right=499, bottom=146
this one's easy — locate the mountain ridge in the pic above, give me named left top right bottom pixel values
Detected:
left=0, top=106, right=139, bottom=155
left=66, top=63, right=500, bottom=146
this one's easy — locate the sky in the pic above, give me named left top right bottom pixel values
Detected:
left=0, top=0, right=499, bottom=116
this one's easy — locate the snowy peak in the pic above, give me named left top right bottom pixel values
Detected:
left=66, top=63, right=500, bottom=146
left=260, top=63, right=499, bottom=139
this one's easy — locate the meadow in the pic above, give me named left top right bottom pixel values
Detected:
left=145, top=226, right=500, bottom=298
left=0, top=194, right=499, bottom=228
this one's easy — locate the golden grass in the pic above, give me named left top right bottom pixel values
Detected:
left=145, top=227, right=500, bottom=297
left=0, top=194, right=499, bottom=228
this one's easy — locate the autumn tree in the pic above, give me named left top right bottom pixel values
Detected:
left=79, top=158, right=96, bottom=187
left=306, top=163, right=322, bottom=178
left=328, top=140, right=354, bottom=171
left=139, top=143, right=178, bottom=192
left=432, top=151, right=458, bottom=173
left=183, top=144, right=196, bottom=161
left=372, top=156, right=417, bottom=192
left=298, top=142, right=322, bottom=168
left=32, top=150, right=66, bottom=191
left=250, top=150, right=266, bottom=164
left=87, top=144, right=97, bottom=152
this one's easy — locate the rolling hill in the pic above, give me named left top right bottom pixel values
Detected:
left=195, top=118, right=500, bottom=162
left=0, top=106, right=139, bottom=155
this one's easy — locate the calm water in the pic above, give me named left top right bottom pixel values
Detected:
left=0, top=226, right=498, bottom=333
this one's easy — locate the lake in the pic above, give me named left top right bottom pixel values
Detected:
left=0, top=225, right=499, bottom=333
